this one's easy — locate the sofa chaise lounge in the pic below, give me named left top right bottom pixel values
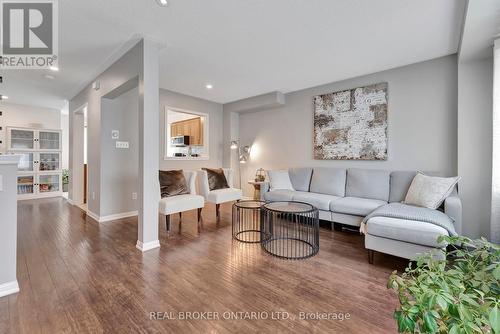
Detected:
left=261, top=168, right=462, bottom=262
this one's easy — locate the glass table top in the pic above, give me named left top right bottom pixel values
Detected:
left=234, top=200, right=265, bottom=209
left=263, top=201, right=315, bottom=213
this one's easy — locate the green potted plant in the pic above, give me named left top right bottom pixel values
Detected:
left=388, top=235, right=499, bottom=334
left=62, top=169, right=69, bottom=192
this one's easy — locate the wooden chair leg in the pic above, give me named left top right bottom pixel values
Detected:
left=197, top=208, right=203, bottom=233
left=165, top=215, right=171, bottom=234
left=216, top=204, right=221, bottom=221
left=197, top=208, right=203, bottom=223
left=367, top=250, right=374, bottom=264
left=179, top=212, right=182, bottom=220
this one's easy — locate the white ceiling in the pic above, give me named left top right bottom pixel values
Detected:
left=3, top=0, right=466, bottom=110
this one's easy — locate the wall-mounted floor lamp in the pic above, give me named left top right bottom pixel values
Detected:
left=230, top=140, right=250, bottom=188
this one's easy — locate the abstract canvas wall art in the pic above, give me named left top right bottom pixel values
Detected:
left=313, top=82, right=388, bottom=160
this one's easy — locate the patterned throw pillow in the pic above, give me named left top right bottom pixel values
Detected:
left=159, top=170, right=189, bottom=198
left=203, top=168, right=229, bottom=191
left=404, top=172, right=460, bottom=209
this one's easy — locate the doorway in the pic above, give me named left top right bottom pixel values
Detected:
left=71, top=104, right=88, bottom=211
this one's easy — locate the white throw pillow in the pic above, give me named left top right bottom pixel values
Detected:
left=404, top=173, right=460, bottom=209
left=267, top=170, right=295, bottom=191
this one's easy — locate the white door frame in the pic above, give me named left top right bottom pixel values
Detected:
left=70, top=103, right=88, bottom=207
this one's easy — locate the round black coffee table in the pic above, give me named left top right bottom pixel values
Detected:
left=232, top=200, right=266, bottom=243
left=261, top=201, right=319, bottom=260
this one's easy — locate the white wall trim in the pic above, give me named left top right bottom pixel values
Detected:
left=0, top=280, right=19, bottom=298
left=136, top=239, right=161, bottom=252
left=86, top=210, right=138, bottom=223
left=99, top=211, right=138, bottom=222
left=86, top=210, right=100, bottom=222
left=66, top=198, right=76, bottom=206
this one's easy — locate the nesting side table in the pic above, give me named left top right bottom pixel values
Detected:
left=232, top=200, right=268, bottom=243
left=261, top=201, right=319, bottom=260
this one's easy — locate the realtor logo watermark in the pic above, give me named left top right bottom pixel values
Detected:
left=0, top=0, right=58, bottom=69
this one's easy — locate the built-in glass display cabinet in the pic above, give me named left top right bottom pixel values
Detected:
left=7, top=127, right=63, bottom=199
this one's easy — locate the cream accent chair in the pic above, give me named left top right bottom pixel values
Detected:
left=158, top=170, right=205, bottom=233
left=198, top=168, right=242, bottom=221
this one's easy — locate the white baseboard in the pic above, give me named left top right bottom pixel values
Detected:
left=67, top=198, right=75, bottom=205
left=99, top=211, right=138, bottom=222
left=0, top=280, right=19, bottom=298
left=86, top=210, right=100, bottom=222
left=136, top=240, right=161, bottom=252
left=86, top=210, right=138, bottom=223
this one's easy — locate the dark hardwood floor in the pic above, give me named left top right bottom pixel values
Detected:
left=1, top=197, right=408, bottom=333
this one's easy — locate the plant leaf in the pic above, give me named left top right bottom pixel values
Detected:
left=436, top=295, right=448, bottom=311
left=449, top=324, right=461, bottom=334
left=490, top=306, right=500, bottom=334
left=424, top=312, right=438, bottom=333
left=493, top=265, right=500, bottom=281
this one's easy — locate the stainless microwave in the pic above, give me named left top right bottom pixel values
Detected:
left=171, top=135, right=190, bottom=147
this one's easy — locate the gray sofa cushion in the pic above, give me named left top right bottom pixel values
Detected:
left=345, top=168, right=390, bottom=201
left=330, top=197, right=387, bottom=216
left=292, top=191, right=339, bottom=211
left=309, top=168, right=346, bottom=197
left=389, top=171, right=417, bottom=203
left=366, top=216, right=449, bottom=248
left=289, top=168, right=313, bottom=192
left=264, top=190, right=295, bottom=202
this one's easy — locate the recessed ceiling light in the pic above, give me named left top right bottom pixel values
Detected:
left=49, top=66, right=59, bottom=71
left=205, top=84, right=213, bottom=90
left=155, top=0, right=168, bottom=6
left=1, top=95, right=8, bottom=100
left=44, top=74, right=55, bottom=80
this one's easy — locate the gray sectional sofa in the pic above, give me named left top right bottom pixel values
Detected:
left=260, top=168, right=462, bottom=262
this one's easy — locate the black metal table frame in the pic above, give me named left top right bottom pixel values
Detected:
left=232, top=200, right=268, bottom=244
left=260, top=201, right=319, bottom=260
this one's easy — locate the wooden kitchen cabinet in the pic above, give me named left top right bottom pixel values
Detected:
left=170, top=117, right=203, bottom=145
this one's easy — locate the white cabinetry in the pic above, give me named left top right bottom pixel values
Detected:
left=7, top=127, right=62, bottom=200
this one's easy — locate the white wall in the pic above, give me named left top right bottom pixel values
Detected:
left=0, top=156, right=20, bottom=297
left=60, top=113, right=69, bottom=170
left=238, top=55, right=458, bottom=196
left=492, top=41, right=500, bottom=244
left=0, top=102, right=61, bottom=153
left=100, top=87, right=139, bottom=216
left=159, top=89, right=224, bottom=170
left=458, top=58, right=493, bottom=239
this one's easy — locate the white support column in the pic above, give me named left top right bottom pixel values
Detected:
left=136, top=39, right=161, bottom=252
left=491, top=39, right=500, bottom=243
left=0, top=155, right=20, bottom=297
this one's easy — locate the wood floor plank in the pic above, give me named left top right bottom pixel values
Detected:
left=1, top=197, right=408, bottom=333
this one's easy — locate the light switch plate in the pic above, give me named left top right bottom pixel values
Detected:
left=111, top=130, right=119, bottom=139
left=116, top=141, right=129, bottom=149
